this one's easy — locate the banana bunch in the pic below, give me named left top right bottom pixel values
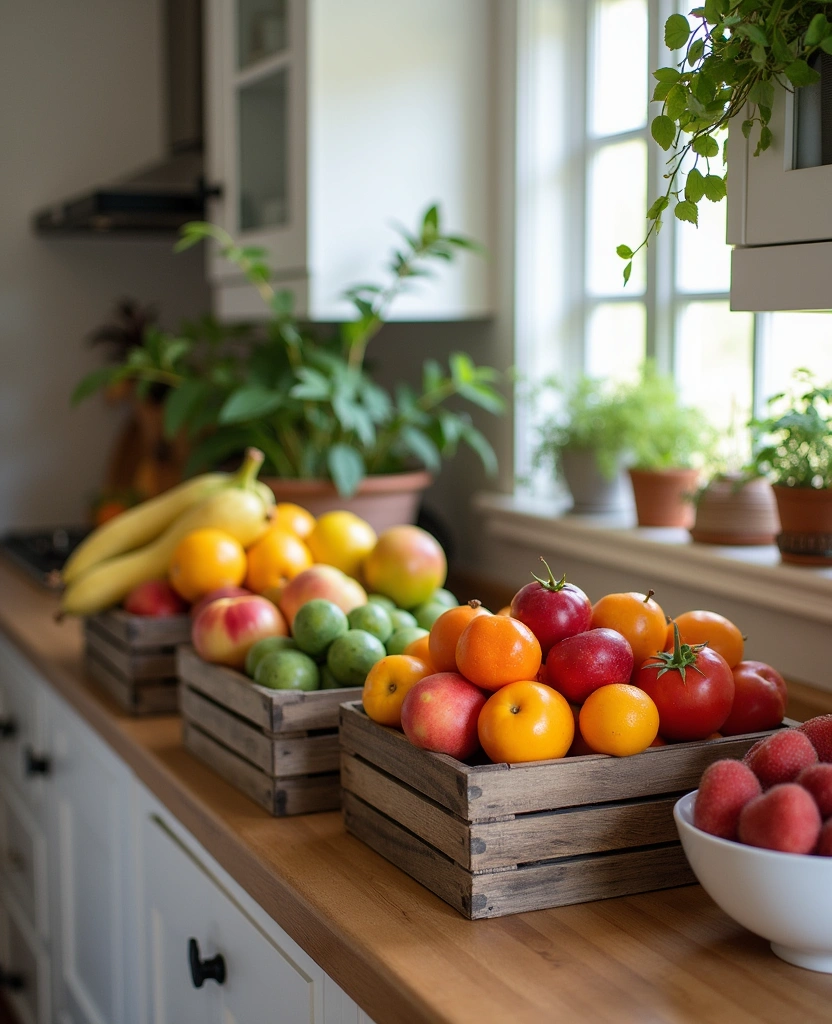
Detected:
left=60, top=448, right=275, bottom=617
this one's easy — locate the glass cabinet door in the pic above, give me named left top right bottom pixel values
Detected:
left=238, top=68, right=288, bottom=232
left=237, top=0, right=288, bottom=69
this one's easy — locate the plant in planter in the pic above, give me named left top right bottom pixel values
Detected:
left=749, top=368, right=832, bottom=563
left=530, top=375, right=635, bottom=514
left=73, top=204, right=504, bottom=530
left=618, top=2, right=832, bottom=281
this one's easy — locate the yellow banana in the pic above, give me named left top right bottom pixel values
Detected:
left=63, top=460, right=275, bottom=585
left=60, top=449, right=274, bottom=617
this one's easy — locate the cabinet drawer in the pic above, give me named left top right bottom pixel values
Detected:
left=0, top=788, right=48, bottom=939
left=0, top=634, right=49, bottom=800
left=0, top=893, right=50, bottom=1024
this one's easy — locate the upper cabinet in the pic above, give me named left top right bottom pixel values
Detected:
left=204, top=0, right=494, bottom=322
left=728, top=58, right=832, bottom=311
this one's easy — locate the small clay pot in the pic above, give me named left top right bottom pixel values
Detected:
left=773, top=485, right=832, bottom=566
left=628, top=467, right=700, bottom=528
left=690, top=475, right=780, bottom=546
left=560, top=449, right=633, bottom=515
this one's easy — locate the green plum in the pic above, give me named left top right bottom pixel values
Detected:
left=292, top=599, right=349, bottom=658
left=254, top=650, right=320, bottom=691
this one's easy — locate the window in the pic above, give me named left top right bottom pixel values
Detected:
left=515, top=0, right=832, bottom=486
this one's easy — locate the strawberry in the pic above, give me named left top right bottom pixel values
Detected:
left=743, top=729, right=817, bottom=789
left=797, top=714, right=832, bottom=763
left=737, top=783, right=822, bottom=854
left=693, top=759, right=762, bottom=840
left=796, top=763, right=832, bottom=819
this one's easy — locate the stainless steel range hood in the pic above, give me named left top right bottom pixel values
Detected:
left=33, top=0, right=215, bottom=235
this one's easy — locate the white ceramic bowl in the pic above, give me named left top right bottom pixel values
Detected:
left=674, top=790, right=832, bottom=973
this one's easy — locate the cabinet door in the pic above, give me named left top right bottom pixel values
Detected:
left=204, top=0, right=308, bottom=282
left=141, top=812, right=316, bottom=1024
left=0, top=893, right=51, bottom=1024
left=0, top=633, right=49, bottom=802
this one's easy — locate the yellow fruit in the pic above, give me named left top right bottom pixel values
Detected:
left=272, top=502, right=316, bottom=539
left=579, top=684, right=660, bottom=757
left=307, top=511, right=377, bottom=578
left=169, top=529, right=247, bottom=603
left=244, top=528, right=313, bottom=594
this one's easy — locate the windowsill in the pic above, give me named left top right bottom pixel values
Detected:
left=473, top=491, right=832, bottom=628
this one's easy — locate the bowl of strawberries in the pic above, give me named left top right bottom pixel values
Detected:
left=674, top=714, right=832, bottom=973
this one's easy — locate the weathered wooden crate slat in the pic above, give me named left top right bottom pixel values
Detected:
left=177, top=645, right=360, bottom=817
left=85, top=649, right=179, bottom=715
left=339, top=701, right=777, bottom=919
left=87, top=608, right=191, bottom=649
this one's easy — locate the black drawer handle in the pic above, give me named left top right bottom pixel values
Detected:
left=188, top=938, right=226, bottom=988
left=0, top=717, right=17, bottom=739
left=23, top=746, right=50, bottom=777
left=0, top=966, right=24, bottom=991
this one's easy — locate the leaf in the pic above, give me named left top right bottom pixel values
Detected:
left=822, top=37, right=832, bottom=56
left=653, top=81, right=674, bottom=102
left=692, top=134, right=720, bottom=157
left=616, top=244, right=634, bottom=259
left=623, top=261, right=633, bottom=284
left=741, top=118, right=754, bottom=138
left=327, top=444, right=365, bottom=497
left=754, top=125, right=773, bottom=155
left=805, top=13, right=831, bottom=47
left=664, top=13, right=691, bottom=50
left=163, top=379, right=208, bottom=437
left=685, top=167, right=706, bottom=202
left=70, top=367, right=121, bottom=405
left=703, top=0, right=726, bottom=25
left=421, top=204, right=440, bottom=242
left=653, top=67, right=681, bottom=83
left=218, top=386, right=284, bottom=423
left=400, top=426, right=442, bottom=471
left=270, top=290, right=295, bottom=317
left=462, top=425, right=498, bottom=476
left=289, top=367, right=331, bottom=401
left=736, top=22, right=768, bottom=46
left=703, top=174, right=727, bottom=202
left=785, top=60, right=821, bottom=88
left=666, top=84, right=688, bottom=121
left=457, top=381, right=506, bottom=415
left=651, top=114, right=676, bottom=150
left=449, top=352, right=476, bottom=386
left=688, top=38, right=705, bottom=65
left=748, top=80, right=774, bottom=109
left=674, top=200, right=699, bottom=225
left=647, top=195, right=670, bottom=220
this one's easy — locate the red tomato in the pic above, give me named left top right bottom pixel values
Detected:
left=544, top=628, right=634, bottom=704
left=720, top=660, right=787, bottom=736
left=635, top=627, right=734, bottom=741
left=510, top=559, right=591, bottom=657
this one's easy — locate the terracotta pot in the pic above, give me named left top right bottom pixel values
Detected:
left=690, top=475, right=780, bottom=546
left=628, top=468, right=700, bottom=528
left=772, top=485, right=832, bottom=565
left=559, top=450, right=634, bottom=515
left=262, top=471, right=432, bottom=534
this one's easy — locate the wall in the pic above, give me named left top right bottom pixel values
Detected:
left=0, top=0, right=210, bottom=531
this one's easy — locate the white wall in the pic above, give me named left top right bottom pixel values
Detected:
left=0, top=0, right=210, bottom=530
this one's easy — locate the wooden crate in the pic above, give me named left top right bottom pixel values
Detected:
left=339, top=701, right=782, bottom=920
left=177, top=645, right=362, bottom=816
left=83, top=610, right=191, bottom=715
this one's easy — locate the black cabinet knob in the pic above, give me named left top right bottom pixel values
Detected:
left=23, top=746, right=50, bottom=777
left=0, top=717, right=17, bottom=739
left=188, top=938, right=226, bottom=988
left=0, top=966, right=24, bottom=991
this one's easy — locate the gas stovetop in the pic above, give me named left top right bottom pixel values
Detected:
left=0, top=527, right=91, bottom=588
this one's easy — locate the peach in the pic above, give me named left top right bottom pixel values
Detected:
left=189, top=585, right=252, bottom=620
left=400, top=672, right=486, bottom=760
left=192, top=595, right=287, bottom=669
left=277, top=564, right=367, bottom=629
left=362, top=526, right=447, bottom=610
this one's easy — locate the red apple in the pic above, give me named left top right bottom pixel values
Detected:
left=278, top=565, right=367, bottom=628
left=362, top=525, right=447, bottom=609
left=192, top=595, right=288, bottom=669
left=509, top=560, right=592, bottom=657
left=721, top=660, right=787, bottom=736
left=400, top=672, right=487, bottom=760
left=123, top=579, right=188, bottom=617
left=189, top=585, right=252, bottom=620
left=544, top=628, right=634, bottom=704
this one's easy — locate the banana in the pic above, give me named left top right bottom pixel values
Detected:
left=60, top=448, right=274, bottom=617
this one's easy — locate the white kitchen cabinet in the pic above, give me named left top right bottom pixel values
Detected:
left=204, top=0, right=494, bottom=322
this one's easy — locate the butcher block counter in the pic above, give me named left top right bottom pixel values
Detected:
left=1, top=557, right=831, bottom=1024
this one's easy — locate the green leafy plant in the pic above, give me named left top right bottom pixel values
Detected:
left=749, top=368, right=832, bottom=487
left=73, top=204, right=504, bottom=496
left=618, top=1, right=832, bottom=283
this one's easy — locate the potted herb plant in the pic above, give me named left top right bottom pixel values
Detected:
left=749, top=369, right=832, bottom=564
left=618, top=3, right=832, bottom=280
left=73, top=205, right=504, bottom=531
left=530, top=375, right=635, bottom=515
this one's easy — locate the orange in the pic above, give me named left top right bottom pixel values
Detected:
left=272, top=502, right=316, bottom=540
left=664, top=610, right=744, bottom=668
left=456, top=614, right=542, bottom=691
left=362, top=655, right=431, bottom=728
left=478, top=681, right=574, bottom=763
left=403, top=633, right=436, bottom=672
left=168, top=528, right=247, bottom=603
left=590, top=590, right=667, bottom=669
left=244, top=527, right=313, bottom=594
left=428, top=600, right=491, bottom=673
left=578, top=683, right=659, bottom=757
left=306, top=511, right=377, bottom=578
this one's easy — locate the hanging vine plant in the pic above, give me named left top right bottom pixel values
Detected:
left=618, top=1, right=832, bottom=284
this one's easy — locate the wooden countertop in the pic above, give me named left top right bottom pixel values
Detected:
left=2, top=559, right=831, bottom=1024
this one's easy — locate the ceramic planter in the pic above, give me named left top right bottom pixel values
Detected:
left=559, top=450, right=634, bottom=516
left=262, top=471, right=432, bottom=534
left=690, top=475, right=780, bottom=546
left=772, top=485, right=832, bottom=566
left=628, top=468, right=700, bottom=529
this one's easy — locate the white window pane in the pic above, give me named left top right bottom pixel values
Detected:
left=675, top=150, right=731, bottom=292
left=676, top=301, right=754, bottom=465
left=586, top=302, right=646, bottom=381
left=759, top=313, right=832, bottom=404
left=590, top=0, right=648, bottom=136
left=587, top=139, right=647, bottom=295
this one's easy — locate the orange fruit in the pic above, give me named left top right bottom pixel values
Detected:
left=244, top=527, right=313, bottom=594
left=455, top=614, right=542, bottom=691
left=362, top=655, right=431, bottom=728
left=168, top=528, right=247, bottom=603
left=428, top=600, right=491, bottom=673
left=307, top=511, right=377, bottom=578
left=272, top=502, right=316, bottom=539
left=478, top=681, right=574, bottom=763
left=403, top=633, right=435, bottom=672
left=578, top=683, right=660, bottom=757
left=664, top=610, right=744, bottom=668
left=590, top=591, right=667, bottom=669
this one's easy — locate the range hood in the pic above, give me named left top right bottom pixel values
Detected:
left=33, top=0, right=216, bottom=235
